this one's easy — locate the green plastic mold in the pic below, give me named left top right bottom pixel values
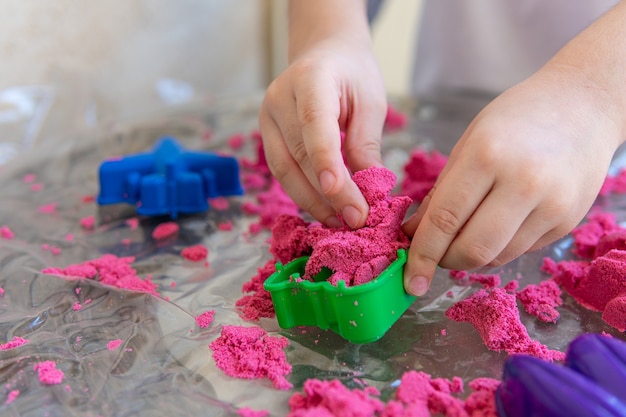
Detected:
left=263, top=249, right=416, bottom=344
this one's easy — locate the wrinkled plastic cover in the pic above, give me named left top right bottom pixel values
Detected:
left=0, top=93, right=625, bottom=416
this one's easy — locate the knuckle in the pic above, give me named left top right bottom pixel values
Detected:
left=290, top=140, right=310, bottom=167
left=463, top=242, right=497, bottom=266
left=303, top=197, right=334, bottom=221
left=267, top=157, right=292, bottom=184
left=299, top=101, right=326, bottom=128
left=428, top=207, right=462, bottom=236
left=442, top=241, right=496, bottom=270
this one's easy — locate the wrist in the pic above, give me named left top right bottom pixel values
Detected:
left=287, top=0, right=371, bottom=62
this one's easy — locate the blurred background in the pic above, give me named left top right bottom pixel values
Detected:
left=0, top=0, right=421, bottom=164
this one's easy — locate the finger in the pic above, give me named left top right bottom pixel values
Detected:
left=342, top=98, right=387, bottom=173
left=402, top=187, right=434, bottom=237
left=294, top=79, right=370, bottom=229
left=401, top=136, right=471, bottom=237
left=438, top=181, right=536, bottom=270
left=403, top=163, right=493, bottom=296
left=492, top=206, right=577, bottom=265
left=259, top=105, right=340, bottom=227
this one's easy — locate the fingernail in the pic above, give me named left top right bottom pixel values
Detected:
left=407, top=276, right=430, bottom=296
left=324, top=215, right=343, bottom=228
left=341, top=205, right=362, bottom=229
left=319, top=170, right=336, bottom=194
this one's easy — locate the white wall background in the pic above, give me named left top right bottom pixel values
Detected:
left=0, top=0, right=418, bottom=152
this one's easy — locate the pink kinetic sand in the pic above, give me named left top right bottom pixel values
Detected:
left=30, top=183, right=43, bottom=192
left=384, top=104, right=408, bottom=131
left=152, top=222, right=179, bottom=240
left=287, top=379, right=384, bottom=416
left=34, top=361, right=64, bottom=385
left=401, top=148, right=448, bottom=202
left=22, top=173, right=36, bottom=183
left=79, top=215, right=95, bottom=230
left=237, top=407, right=269, bottom=417
left=600, top=166, right=626, bottom=195
left=195, top=310, right=215, bottom=328
left=107, top=339, right=122, bottom=351
left=181, top=244, right=208, bottom=262
left=516, top=280, right=563, bottom=323
left=250, top=178, right=300, bottom=235
left=445, top=288, right=565, bottom=362
left=0, top=336, right=29, bottom=350
left=218, top=221, right=233, bottom=231
left=303, top=167, right=411, bottom=286
left=0, top=225, right=14, bottom=239
left=548, top=249, right=626, bottom=312
left=504, top=280, right=520, bottom=293
left=125, top=217, right=139, bottom=230
left=42, top=254, right=160, bottom=296
left=227, top=133, right=245, bottom=150
left=235, top=260, right=279, bottom=321
left=209, top=196, right=230, bottom=211
left=37, top=203, right=57, bottom=214
left=449, top=270, right=468, bottom=281
left=603, top=295, right=626, bottom=331
left=540, top=211, right=626, bottom=331
left=4, top=389, right=19, bottom=405
left=41, top=244, right=62, bottom=255
left=468, top=273, right=501, bottom=289
left=287, top=372, right=499, bottom=417
left=210, top=325, right=292, bottom=390
left=570, top=211, right=621, bottom=259
left=594, top=229, right=626, bottom=258
left=272, top=166, right=411, bottom=287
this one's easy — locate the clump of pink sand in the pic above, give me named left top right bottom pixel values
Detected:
left=195, top=310, right=215, bottom=328
left=542, top=211, right=626, bottom=331
left=0, top=336, right=29, bottom=350
left=181, top=244, right=208, bottom=262
left=384, top=104, right=408, bottom=131
left=0, top=225, right=14, bottom=240
left=210, top=325, right=292, bottom=390
left=80, top=215, right=95, bottom=230
left=272, top=166, right=411, bottom=287
left=107, top=339, right=122, bottom=351
left=152, top=222, right=179, bottom=240
left=42, top=254, right=160, bottom=297
left=445, top=288, right=565, bottom=362
left=287, top=372, right=499, bottom=417
left=34, top=361, right=64, bottom=385
left=516, top=280, right=563, bottom=323
left=237, top=131, right=300, bottom=235
left=401, top=148, right=447, bottom=202
left=238, top=407, right=269, bottom=417
left=4, top=389, right=19, bottom=405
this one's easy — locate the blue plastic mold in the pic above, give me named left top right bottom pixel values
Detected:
left=97, top=137, right=243, bottom=218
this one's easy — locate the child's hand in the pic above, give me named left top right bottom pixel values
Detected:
left=259, top=3, right=387, bottom=229
left=402, top=66, right=623, bottom=295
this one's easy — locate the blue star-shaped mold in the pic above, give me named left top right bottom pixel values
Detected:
left=97, top=137, right=243, bottom=218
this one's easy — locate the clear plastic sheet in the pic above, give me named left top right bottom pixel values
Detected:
left=0, top=93, right=625, bottom=417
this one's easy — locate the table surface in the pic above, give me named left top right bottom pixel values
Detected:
left=0, top=93, right=624, bottom=417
